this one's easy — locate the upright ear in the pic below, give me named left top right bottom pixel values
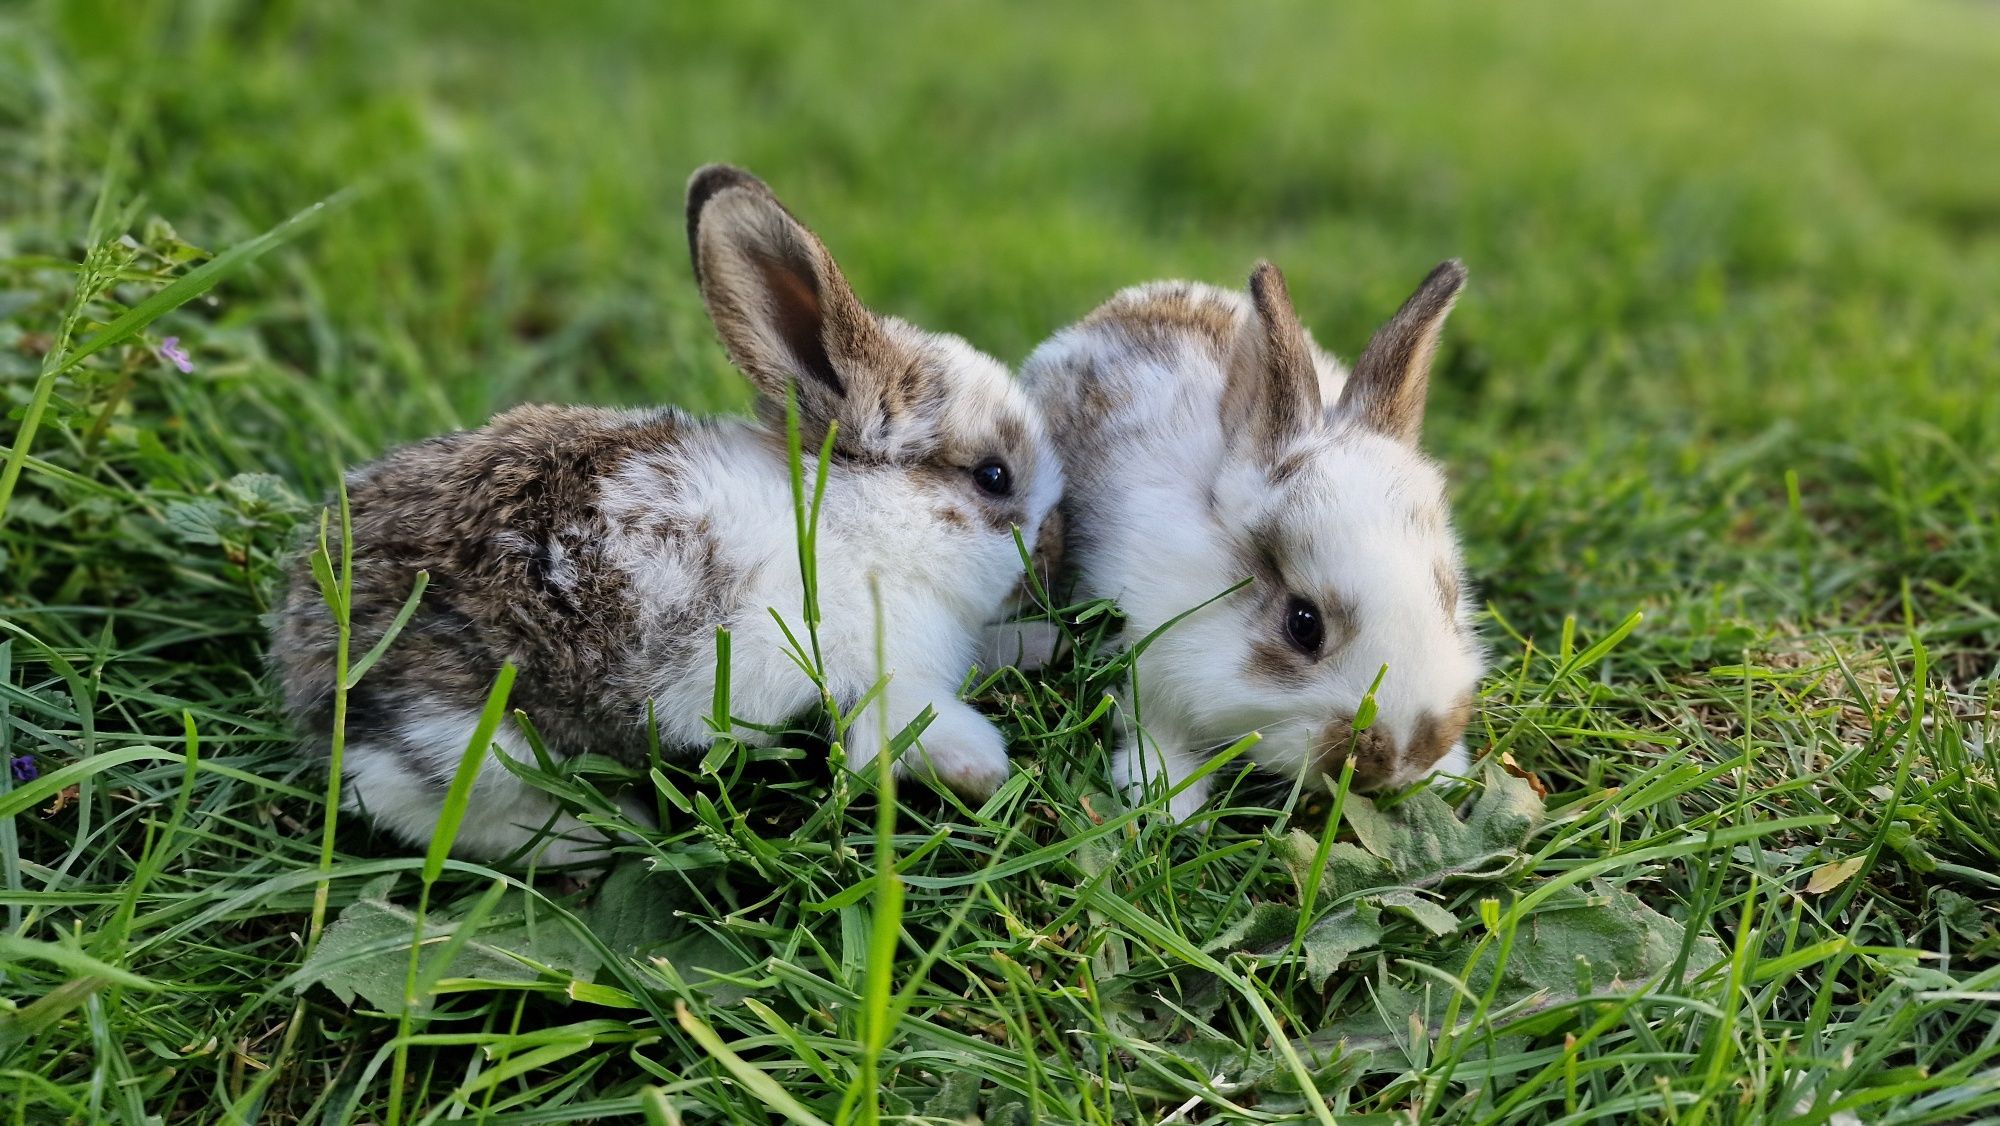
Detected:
left=685, top=164, right=887, bottom=435
left=1221, top=262, right=1322, bottom=462
left=1334, top=259, right=1466, bottom=446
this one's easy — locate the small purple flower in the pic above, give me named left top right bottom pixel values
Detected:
left=8, top=755, right=34, bottom=783
left=159, top=336, right=194, bottom=374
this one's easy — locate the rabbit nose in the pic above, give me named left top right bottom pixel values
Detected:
left=1310, top=717, right=1397, bottom=791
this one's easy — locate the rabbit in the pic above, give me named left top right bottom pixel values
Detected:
left=273, top=165, right=1062, bottom=864
left=1019, top=258, right=1481, bottom=820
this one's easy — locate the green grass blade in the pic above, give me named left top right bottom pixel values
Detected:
left=343, top=571, right=430, bottom=688
left=676, top=1001, right=833, bottom=1126
left=424, top=663, right=518, bottom=884
left=0, top=187, right=356, bottom=526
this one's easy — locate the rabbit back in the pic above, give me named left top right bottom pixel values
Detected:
left=273, top=403, right=724, bottom=770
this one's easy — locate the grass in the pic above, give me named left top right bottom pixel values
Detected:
left=3, top=0, right=2000, bottom=1121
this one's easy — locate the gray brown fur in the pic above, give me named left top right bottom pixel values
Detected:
left=273, top=406, right=708, bottom=769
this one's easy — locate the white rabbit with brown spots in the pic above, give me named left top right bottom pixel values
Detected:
left=1022, top=260, right=1480, bottom=819
left=275, top=166, right=1062, bottom=863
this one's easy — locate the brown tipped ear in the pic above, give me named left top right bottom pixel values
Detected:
left=684, top=164, right=886, bottom=427
left=1336, top=259, right=1466, bottom=446
left=1221, top=262, right=1322, bottom=461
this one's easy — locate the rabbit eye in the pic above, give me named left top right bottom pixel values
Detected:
left=971, top=459, right=1012, bottom=497
left=1285, top=597, right=1324, bottom=655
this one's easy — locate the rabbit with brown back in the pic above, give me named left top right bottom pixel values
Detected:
left=275, top=166, right=1062, bottom=862
left=1021, top=260, right=1480, bottom=818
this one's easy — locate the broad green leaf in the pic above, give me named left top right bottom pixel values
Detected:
left=1338, top=769, right=1544, bottom=891
left=1301, top=899, right=1386, bottom=988
left=1377, top=889, right=1460, bottom=937
left=287, top=881, right=596, bottom=1015
left=221, top=471, right=302, bottom=511
left=161, top=498, right=232, bottom=545
left=1204, top=901, right=1302, bottom=956
left=920, top=1062, right=984, bottom=1120
left=574, top=861, right=759, bottom=1002
left=574, top=861, right=684, bottom=959
left=1310, top=880, right=1725, bottom=1073
left=1280, top=836, right=1388, bottom=900
left=1461, top=881, right=1723, bottom=1000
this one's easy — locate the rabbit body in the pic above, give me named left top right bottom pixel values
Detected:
left=1023, top=264, right=1482, bottom=818
left=275, top=167, right=1060, bottom=862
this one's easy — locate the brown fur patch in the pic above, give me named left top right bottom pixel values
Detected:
left=1034, top=361, right=1122, bottom=489
left=1403, top=696, right=1475, bottom=777
left=1082, top=281, right=1239, bottom=357
left=1312, top=717, right=1397, bottom=790
left=1246, top=637, right=1316, bottom=688
left=1322, top=596, right=1360, bottom=654
left=1029, top=504, right=1065, bottom=595
left=992, top=412, right=1027, bottom=454
left=1434, top=559, right=1460, bottom=618
left=1221, top=263, right=1322, bottom=462
left=1269, top=449, right=1312, bottom=485
left=273, top=406, right=702, bottom=764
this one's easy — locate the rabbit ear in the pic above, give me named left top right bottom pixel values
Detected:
left=1335, top=259, right=1466, bottom=446
left=1221, top=262, right=1322, bottom=461
left=685, top=165, right=888, bottom=433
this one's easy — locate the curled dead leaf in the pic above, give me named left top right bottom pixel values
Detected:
left=1500, top=752, right=1549, bottom=798
left=45, top=784, right=80, bottom=816
left=1805, top=856, right=1867, bottom=895
left=1079, top=793, right=1104, bottom=826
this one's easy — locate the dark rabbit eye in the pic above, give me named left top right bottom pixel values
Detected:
left=1285, top=597, right=1324, bottom=655
left=972, top=459, right=1011, bottom=497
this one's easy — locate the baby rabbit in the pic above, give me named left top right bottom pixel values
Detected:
left=1021, top=260, right=1480, bottom=819
left=275, top=165, right=1062, bottom=863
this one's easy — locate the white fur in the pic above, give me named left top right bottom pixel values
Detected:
left=597, top=385, right=1056, bottom=793
left=345, top=709, right=641, bottom=867
left=1025, top=280, right=1483, bottom=817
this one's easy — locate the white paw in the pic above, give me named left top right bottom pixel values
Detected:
left=1111, top=743, right=1210, bottom=821
left=909, top=703, right=1011, bottom=799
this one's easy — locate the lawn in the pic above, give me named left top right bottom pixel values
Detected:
left=4, top=0, right=2000, bottom=1122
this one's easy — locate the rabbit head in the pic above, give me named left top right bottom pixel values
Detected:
left=685, top=165, right=1061, bottom=611
left=1174, top=260, right=1482, bottom=790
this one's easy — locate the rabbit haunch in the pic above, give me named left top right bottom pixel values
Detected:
left=275, top=165, right=1060, bottom=864
left=1024, top=260, right=1482, bottom=819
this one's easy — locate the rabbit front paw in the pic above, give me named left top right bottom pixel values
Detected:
left=909, top=700, right=1011, bottom=800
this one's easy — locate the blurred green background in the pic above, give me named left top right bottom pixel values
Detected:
left=0, top=0, right=1994, bottom=681
left=10, top=0, right=1998, bottom=642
